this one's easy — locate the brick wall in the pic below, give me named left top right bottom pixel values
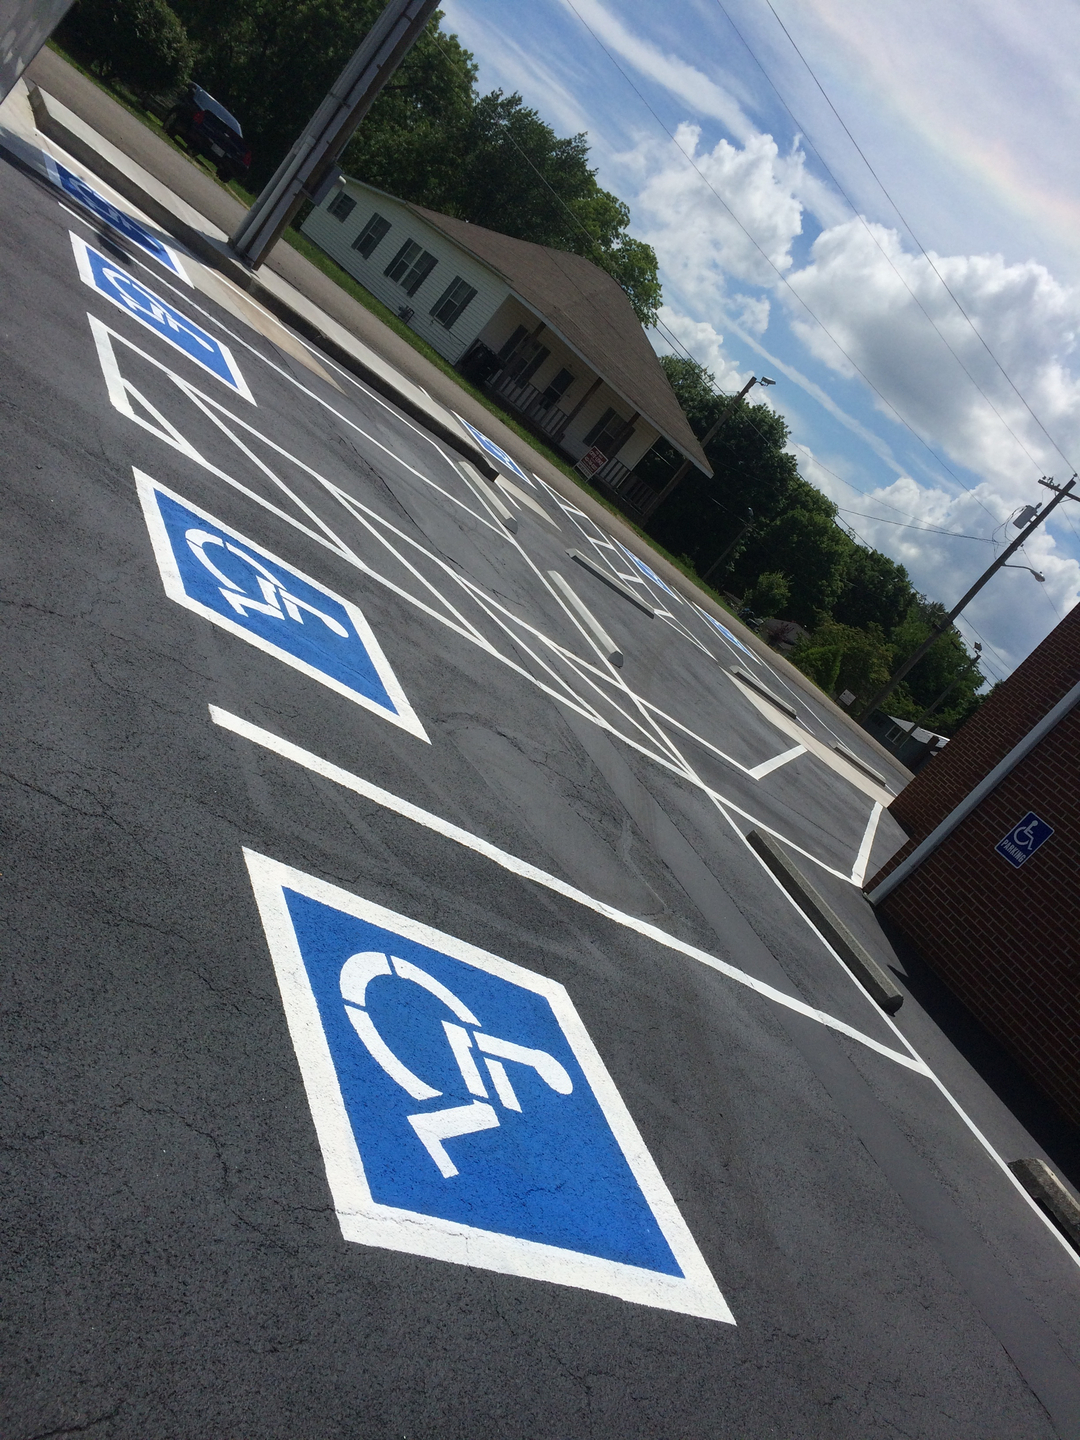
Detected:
left=873, top=603, right=1080, bottom=885
left=866, top=606, right=1080, bottom=1125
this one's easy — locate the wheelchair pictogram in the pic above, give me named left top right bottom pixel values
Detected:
left=137, top=474, right=427, bottom=737
left=340, top=950, right=572, bottom=1178
left=995, top=811, right=1054, bottom=869
left=185, top=528, right=350, bottom=638
left=243, top=852, right=734, bottom=1321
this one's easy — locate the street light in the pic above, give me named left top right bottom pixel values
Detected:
left=1003, top=563, right=1046, bottom=581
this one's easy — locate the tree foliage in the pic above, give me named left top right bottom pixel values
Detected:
left=649, top=356, right=987, bottom=733
left=66, top=0, right=193, bottom=94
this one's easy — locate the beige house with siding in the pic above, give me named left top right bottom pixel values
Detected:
left=302, top=178, right=710, bottom=500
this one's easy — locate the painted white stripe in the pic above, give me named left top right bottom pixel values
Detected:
left=748, top=745, right=807, bottom=781
left=851, top=803, right=884, bottom=887
left=209, top=705, right=927, bottom=1074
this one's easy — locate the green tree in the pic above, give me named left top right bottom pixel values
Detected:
left=731, top=483, right=853, bottom=624
left=161, top=4, right=660, bottom=318
left=65, top=0, right=193, bottom=94
left=834, top=545, right=913, bottom=633
left=793, top=619, right=892, bottom=708
left=744, top=571, right=790, bottom=618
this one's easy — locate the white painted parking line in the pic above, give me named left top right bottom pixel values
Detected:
left=211, top=705, right=928, bottom=1074
left=245, top=851, right=734, bottom=1322
left=46, top=156, right=190, bottom=281
left=748, top=745, right=807, bottom=780
left=88, top=315, right=889, bottom=880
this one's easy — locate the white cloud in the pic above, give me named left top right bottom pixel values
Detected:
left=655, top=309, right=753, bottom=393
left=631, top=124, right=805, bottom=295
left=796, top=457, right=1080, bottom=670
left=555, top=0, right=758, bottom=144
left=785, top=219, right=1080, bottom=504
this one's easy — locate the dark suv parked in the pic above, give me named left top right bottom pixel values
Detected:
left=165, top=85, right=251, bottom=183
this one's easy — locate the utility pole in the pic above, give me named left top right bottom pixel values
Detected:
left=229, top=0, right=440, bottom=269
left=641, top=375, right=774, bottom=520
left=701, top=507, right=754, bottom=585
left=857, top=477, right=1075, bottom=722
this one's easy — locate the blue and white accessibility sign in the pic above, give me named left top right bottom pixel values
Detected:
left=244, top=852, right=732, bottom=1322
left=453, top=412, right=533, bottom=484
left=995, top=811, right=1054, bottom=869
left=47, top=158, right=189, bottom=281
left=70, top=233, right=252, bottom=401
left=137, top=473, right=427, bottom=738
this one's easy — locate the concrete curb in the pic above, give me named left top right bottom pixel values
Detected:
left=1009, top=1159, right=1080, bottom=1250
left=567, top=550, right=656, bottom=616
left=730, top=665, right=797, bottom=719
left=746, top=829, right=904, bottom=1013
left=548, top=571, right=623, bottom=668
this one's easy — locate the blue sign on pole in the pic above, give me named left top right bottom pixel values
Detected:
left=244, top=852, right=732, bottom=1322
left=453, top=412, right=532, bottom=484
left=48, top=158, right=188, bottom=280
left=71, top=233, right=253, bottom=401
left=137, top=473, right=427, bottom=738
left=995, top=811, right=1054, bottom=869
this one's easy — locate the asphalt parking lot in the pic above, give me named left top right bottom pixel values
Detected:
left=3, top=136, right=1080, bottom=1439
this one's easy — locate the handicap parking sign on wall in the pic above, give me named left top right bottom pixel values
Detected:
left=137, top=473, right=427, bottom=739
left=244, top=851, right=733, bottom=1323
left=995, top=811, right=1055, bottom=869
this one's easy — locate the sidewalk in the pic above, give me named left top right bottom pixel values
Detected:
left=8, top=49, right=911, bottom=782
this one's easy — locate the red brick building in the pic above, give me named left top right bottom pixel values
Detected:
left=866, top=606, right=1080, bottom=1125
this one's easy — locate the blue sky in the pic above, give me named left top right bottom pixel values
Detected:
left=439, top=0, right=1080, bottom=683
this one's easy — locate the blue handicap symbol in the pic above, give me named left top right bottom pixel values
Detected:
left=995, top=811, right=1054, bottom=869
left=52, top=161, right=184, bottom=277
left=620, top=546, right=675, bottom=597
left=283, top=889, right=683, bottom=1273
left=454, top=414, right=532, bottom=483
left=140, top=477, right=423, bottom=732
left=72, top=234, right=249, bottom=397
left=704, top=613, right=755, bottom=658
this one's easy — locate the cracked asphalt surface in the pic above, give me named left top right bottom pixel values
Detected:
left=4, top=140, right=1080, bottom=1440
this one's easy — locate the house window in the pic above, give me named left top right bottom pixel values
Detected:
left=384, top=239, right=438, bottom=296
left=538, top=368, right=574, bottom=410
left=352, top=212, right=390, bottom=258
left=328, top=191, right=355, bottom=221
left=430, top=277, right=478, bottom=328
left=583, top=406, right=629, bottom=454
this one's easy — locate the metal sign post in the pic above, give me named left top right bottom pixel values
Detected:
left=229, top=0, right=440, bottom=270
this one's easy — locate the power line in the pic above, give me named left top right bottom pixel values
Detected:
left=759, top=0, right=1080, bottom=479
left=435, top=22, right=1010, bottom=560
left=711, top=0, right=1050, bottom=483
left=560, top=0, right=1002, bottom=526
left=836, top=508, right=996, bottom=542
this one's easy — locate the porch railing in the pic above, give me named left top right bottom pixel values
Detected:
left=489, top=371, right=569, bottom=438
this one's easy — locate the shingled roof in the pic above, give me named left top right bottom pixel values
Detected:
left=402, top=200, right=711, bottom=474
